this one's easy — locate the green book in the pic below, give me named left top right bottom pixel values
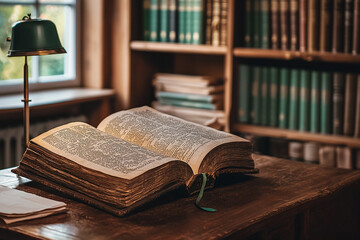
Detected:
left=252, top=66, right=262, bottom=124
left=185, top=0, right=193, bottom=44
left=168, top=0, right=177, bottom=42
left=269, top=67, right=279, bottom=127
left=310, top=71, right=320, bottom=133
left=288, top=69, right=300, bottom=130
left=159, top=98, right=221, bottom=110
left=238, top=64, right=252, bottom=123
left=260, top=67, right=270, bottom=125
left=150, top=0, right=160, bottom=41
left=192, top=0, right=204, bottom=44
left=253, top=0, right=261, bottom=48
left=178, top=0, right=186, bottom=43
left=244, top=0, right=253, bottom=47
left=278, top=68, right=289, bottom=128
left=260, top=0, right=270, bottom=48
left=143, top=0, right=151, bottom=41
left=157, top=91, right=223, bottom=103
left=299, top=70, right=310, bottom=131
left=320, top=72, right=332, bottom=134
left=159, top=0, right=169, bottom=42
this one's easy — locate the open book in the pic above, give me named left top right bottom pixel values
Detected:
left=13, top=106, right=255, bottom=216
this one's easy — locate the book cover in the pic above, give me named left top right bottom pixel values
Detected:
left=253, top=0, right=261, bottom=48
left=260, top=0, right=270, bottom=49
left=271, top=0, right=280, bottom=49
left=261, top=67, right=270, bottom=126
left=319, top=0, right=332, bottom=52
left=150, top=0, right=160, bottom=42
left=320, top=71, right=332, bottom=134
left=355, top=75, right=360, bottom=137
left=288, top=69, right=300, bottom=130
left=310, top=71, right=320, bottom=133
left=159, top=98, right=223, bottom=110
left=220, top=0, right=228, bottom=46
left=212, top=0, right=221, bottom=46
left=307, top=0, right=319, bottom=52
left=252, top=66, right=262, bottom=124
left=344, top=0, right=354, bottom=53
left=185, top=0, right=193, bottom=44
left=156, top=91, right=223, bottom=103
left=244, top=0, right=254, bottom=47
left=343, top=73, right=357, bottom=136
left=205, top=0, right=213, bottom=45
left=290, top=0, right=299, bottom=50
left=299, top=0, right=307, bottom=52
left=278, top=68, right=289, bottom=128
left=160, top=0, right=169, bottom=42
left=143, top=0, right=151, bottom=41
left=332, top=73, right=345, bottom=135
left=332, top=0, right=345, bottom=53
left=280, top=0, right=290, bottom=50
left=192, top=0, right=205, bottom=44
left=353, top=0, right=360, bottom=54
left=269, top=67, right=279, bottom=127
left=299, top=70, right=310, bottom=131
left=238, top=64, right=252, bottom=123
left=168, top=0, right=177, bottom=42
left=178, top=0, right=186, bottom=43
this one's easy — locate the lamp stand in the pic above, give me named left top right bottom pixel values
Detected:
left=22, top=56, right=31, bottom=148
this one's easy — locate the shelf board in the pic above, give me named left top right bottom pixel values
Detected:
left=233, top=48, right=360, bottom=64
left=130, top=41, right=227, bottom=55
left=233, top=123, right=360, bottom=148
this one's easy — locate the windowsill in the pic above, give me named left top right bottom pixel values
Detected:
left=0, top=87, right=116, bottom=113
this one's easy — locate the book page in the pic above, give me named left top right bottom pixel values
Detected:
left=97, top=106, right=245, bottom=173
left=31, top=122, right=177, bottom=179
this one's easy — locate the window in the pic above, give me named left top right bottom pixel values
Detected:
left=0, top=0, right=78, bottom=94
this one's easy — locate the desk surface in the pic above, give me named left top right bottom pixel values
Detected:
left=1, top=155, right=360, bottom=240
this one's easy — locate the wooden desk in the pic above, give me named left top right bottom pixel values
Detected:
left=1, top=155, right=360, bottom=240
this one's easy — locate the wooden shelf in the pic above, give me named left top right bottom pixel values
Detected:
left=233, top=123, right=360, bottom=148
left=130, top=41, right=227, bottom=55
left=233, top=48, right=360, bottom=64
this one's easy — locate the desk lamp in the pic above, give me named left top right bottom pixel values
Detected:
left=7, top=13, right=66, bottom=148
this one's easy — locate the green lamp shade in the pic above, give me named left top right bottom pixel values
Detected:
left=8, top=17, right=66, bottom=57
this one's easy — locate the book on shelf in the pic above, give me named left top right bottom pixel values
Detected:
left=332, top=0, right=345, bottom=53
left=192, top=0, right=205, bottom=44
left=143, top=0, right=151, bottom=41
left=333, top=73, right=345, bottom=135
left=310, top=71, right=320, bottom=133
left=280, top=0, right=290, bottom=50
left=299, top=70, right=311, bottom=131
left=178, top=0, right=186, bottom=43
left=252, top=66, right=262, bottom=125
left=320, top=72, right=332, bottom=134
left=299, top=0, right=307, bottom=52
left=319, top=145, right=336, bottom=167
left=156, top=91, right=223, bottom=103
left=261, top=67, right=270, bottom=126
left=185, top=0, right=193, bottom=43
left=303, top=141, right=320, bottom=164
left=288, top=69, right=300, bottom=130
left=168, top=0, right=177, bottom=42
left=238, top=64, right=252, bottom=123
left=158, top=98, right=223, bottom=110
left=269, top=67, right=279, bottom=127
left=336, top=146, right=353, bottom=169
left=271, top=0, right=280, bottom=49
left=253, top=0, right=261, bottom=48
left=244, top=0, right=253, bottom=47
left=344, top=0, right=354, bottom=53
left=307, top=0, right=319, bottom=52
left=12, top=106, right=255, bottom=217
left=319, top=0, right=332, bottom=52
left=288, top=141, right=304, bottom=161
left=353, top=0, right=360, bottom=54
left=205, top=0, right=212, bottom=45
left=219, top=0, right=228, bottom=46
left=212, top=0, right=221, bottom=46
left=150, top=0, right=160, bottom=42
left=290, top=0, right=299, bottom=51
left=160, top=0, right=169, bottom=42
left=343, top=73, right=356, bottom=136
left=260, top=0, right=270, bottom=49
left=278, top=68, right=289, bottom=128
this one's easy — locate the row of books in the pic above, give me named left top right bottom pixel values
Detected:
left=243, top=0, right=360, bottom=54
left=143, top=0, right=228, bottom=46
left=237, top=64, right=360, bottom=137
left=241, top=134, right=360, bottom=170
left=152, top=73, right=225, bottom=129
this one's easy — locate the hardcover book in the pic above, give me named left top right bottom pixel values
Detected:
left=12, top=106, right=255, bottom=217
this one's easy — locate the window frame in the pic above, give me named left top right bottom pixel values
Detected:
left=0, top=0, right=80, bottom=95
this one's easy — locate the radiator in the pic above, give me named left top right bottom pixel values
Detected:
left=0, top=115, right=87, bottom=169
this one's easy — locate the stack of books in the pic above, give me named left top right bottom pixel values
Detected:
left=243, top=0, right=360, bottom=53
left=236, top=64, right=360, bottom=138
left=152, top=73, right=225, bottom=128
left=143, top=0, right=228, bottom=46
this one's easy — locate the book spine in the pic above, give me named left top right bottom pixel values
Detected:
left=336, top=146, right=353, bottom=169
left=261, top=67, right=270, bottom=125
left=355, top=75, right=360, bottom=137
left=185, top=0, right=193, bottom=44
left=332, top=0, right=345, bottom=53
left=143, top=0, right=151, bottom=41
left=288, top=69, right=300, bottom=130
left=269, top=67, right=279, bottom=127
left=353, top=0, right=360, bottom=54
left=332, top=73, right=345, bottom=135
left=192, top=0, right=204, bottom=44
left=245, top=0, right=254, bottom=47
left=238, top=64, right=252, bottom=123
left=280, top=0, right=290, bottom=50
left=303, top=141, right=320, bottom=163
left=278, top=68, right=289, bottom=128
left=168, top=0, right=177, bottom=42
left=289, top=0, right=299, bottom=51
left=288, top=141, right=304, bottom=161
left=343, top=73, right=357, bottom=135
left=212, top=0, right=221, bottom=46
left=260, top=0, right=270, bottom=49
left=307, top=0, right=319, bottom=52
left=252, top=66, right=262, bottom=124
left=205, top=0, right=213, bottom=45
left=157, top=92, right=215, bottom=102
left=319, top=145, right=336, bottom=167
left=271, top=0, right=280, bottom=49
left=344, top=0, right=354, bottom=53
left=310, top=71, right=320, bottom=133
left=150, top=0, right=160, bottom=41
left=159, top=99, right=221, bottom=109
left=299, top=0, right=307, bottom=52
left=319, top=0, right=332, bottom=52
left=299, top=70, right=310, bottom=131
left=254, top=0, right=261, bottom=48
left=320, top=72, right=332, bottom=134
left=178, top=0, right=186, bottom=43
left=160, top=0, right=169, bottom=42
left=220, top=0, right=228, bottom=46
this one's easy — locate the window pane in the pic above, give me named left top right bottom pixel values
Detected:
left=0, top=4, right=34, bottom=81
left=39, top=0, right=75, bottom=4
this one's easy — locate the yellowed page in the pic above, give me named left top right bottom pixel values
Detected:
left=97, top=106, right=246, bottom=174
left=31, top=122, right=177, bottom=180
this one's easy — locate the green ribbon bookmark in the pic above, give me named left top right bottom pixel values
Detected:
left=195, top=173, right=216, bottom=212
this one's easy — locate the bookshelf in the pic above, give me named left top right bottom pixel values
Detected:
left=122, top=0, right=360, bottom=159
